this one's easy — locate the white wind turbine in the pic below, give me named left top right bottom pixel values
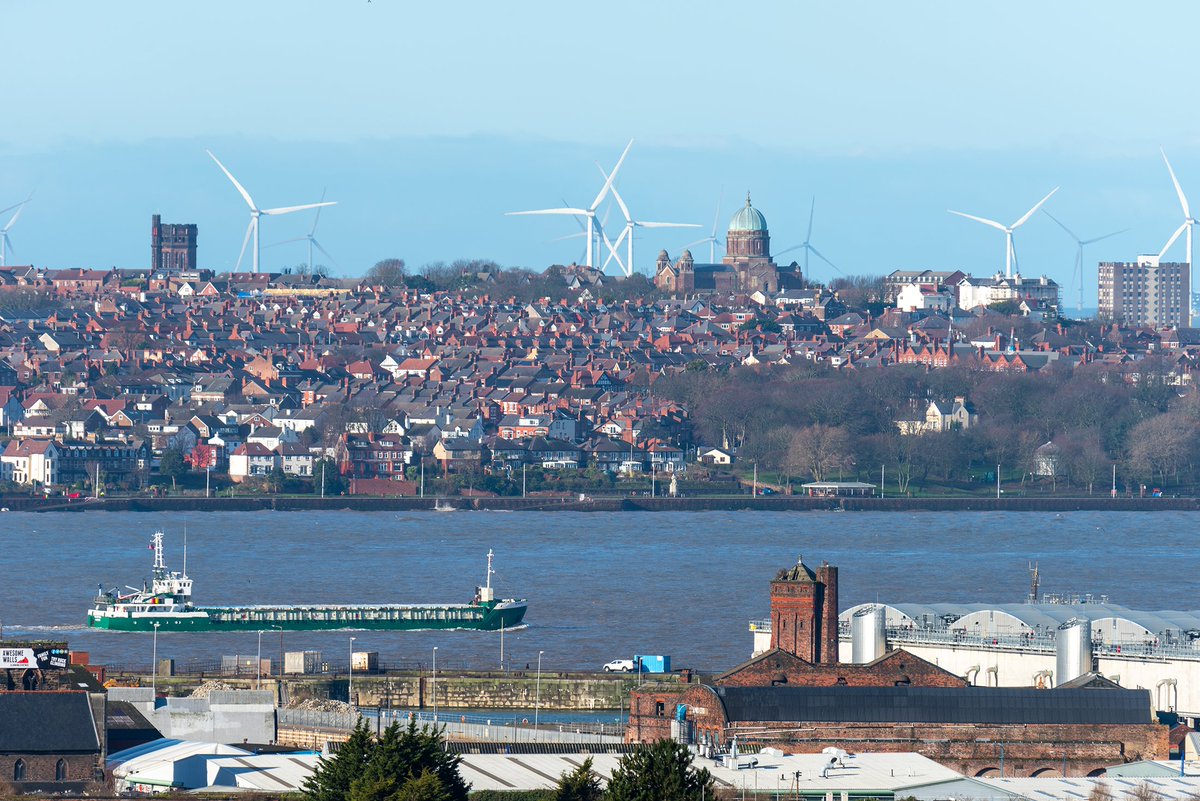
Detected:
left=0, top=195, right=32, bottom=267
left=1042, top=210, right=1125, bottom=315
left=1157, top=147, right=1197, bottom=268
left=776, top=197, right=841, bottom=278
left=506, top=140, right=632, bottom=268
left=948, top=187, right=1059, bottom=278
left=268, top=188, right=337, bottom=273
left=598, top=173, right=700, bottom=277
left=207, top=150, right=336, bottom=274
left=685, top=196, right=725, bottom=263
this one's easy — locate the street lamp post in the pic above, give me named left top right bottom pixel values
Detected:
left=534, top=651, right=544, bottom=735
left=348, top=636, right=357, bottom=707
left=151, top=622, right=160, bottom=700
left=273, top=626, right=284, bottom=682
left=256, top=630, right=262, bottom=690
left=432, top=647, right=438, bottom=722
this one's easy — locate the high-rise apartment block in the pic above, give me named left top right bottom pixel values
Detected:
left=151, top=214, right=197, bottom=272
left=1098, top=256, right=1189, bottom=327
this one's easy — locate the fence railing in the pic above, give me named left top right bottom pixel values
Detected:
left=277, top=706, right=626, bottom=743
left=851, top=626, right=1200, bottom=662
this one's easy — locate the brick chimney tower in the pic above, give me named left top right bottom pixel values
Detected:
left=769, top=555, right=839, bottom=664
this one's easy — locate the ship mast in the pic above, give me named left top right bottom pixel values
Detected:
left=486, top=549, right=494, bottom=592
left=152, top=531, right=166, bottom=578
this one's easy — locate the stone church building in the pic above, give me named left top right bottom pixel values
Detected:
left=654, top=193, right=803, bottom=295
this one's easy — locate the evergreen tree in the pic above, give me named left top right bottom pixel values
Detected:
left=302, top=718, right=376, bottom=801
left=392, top=769, right=452, bottom=801
left=605, top=739, right=713, bottom=801
left=354, top=720, right=469, bottom=801
left=553, top=756, right=602, bottom=801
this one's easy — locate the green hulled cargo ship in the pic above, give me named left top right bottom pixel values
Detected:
left=87, top=532, right=527, bottom=633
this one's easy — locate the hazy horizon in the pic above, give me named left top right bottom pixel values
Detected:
left=7, top=1, right=1200, bottom=304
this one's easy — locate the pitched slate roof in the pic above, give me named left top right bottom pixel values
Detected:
left=0, top=692, right=101, bottom=753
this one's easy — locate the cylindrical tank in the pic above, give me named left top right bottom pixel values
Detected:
left=1056, top=618, right=1092, bottom=686
left=850, top=605, right=887, bottom=664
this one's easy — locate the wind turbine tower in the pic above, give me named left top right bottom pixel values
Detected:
left=506, top=140, right=633, bottom=268
left=207, top=150, right=336, bottom=273
left=597, top=169, right=700, bottom=277
left=776, top=197, right=841, bottom=279
left=1043, top=211, right=1125, bottom=315
left=269, top=189, right=337, bottom=273
left=949, top=188, right=1059, bottom=278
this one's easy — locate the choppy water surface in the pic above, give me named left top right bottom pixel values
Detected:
left=0, top=510, right=1191, bottom=672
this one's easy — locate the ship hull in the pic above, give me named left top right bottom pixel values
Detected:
left=86, top=601, right=527, bottom=633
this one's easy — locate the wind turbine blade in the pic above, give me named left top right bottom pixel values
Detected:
left=809, top=245, right=842, bottom=274
left=262, top=201, right=336, bottom=216
left=311, top=239, right=338, bottom=268
left=0, top=200, right=26, bottom=219
left=685, top=237, right=712, bottom=249
left=775, top=244, right=803, bottom=257
left=207, top=149, right=258, bottom=211
left=806, top=196, right=815, bottom=240
left=551, top=231, right=588, bottom=242
left=635, top=222, right=702, bottom=229
left=235, top=220, right=254, bottom=272
left=506, top=208, right=590, bottom=217
left=3, top=233, right=13, bottom=260
left=1080, top=228, right=1129, bottom=246
left=3, top=203, right=26, bottom=232
left=590, top=139, right=633, bottom=211
left=1012, top=187, right=1059, bottom=229
left=608, top=183, right=632, bottom=223
left=710, top=194, right=723, bottom=238
left=1162, top=147, right=1191, bottom=219
left=310, top=188, right=327, bottom=235
left=265, top=237, right=309, bottom=248
left=1041, top=210, right=1079, bottom=243
left=1159, top=223, right=1187, bottom=260
left=948, top=210, right=1008, bottom=231
left=562, top=199, right=588, bottom=232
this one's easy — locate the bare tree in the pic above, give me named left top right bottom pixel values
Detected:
left=787, top=424, right=852, bottom=482
left=366, top=258, right=406, bottom=286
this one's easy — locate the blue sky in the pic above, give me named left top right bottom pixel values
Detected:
left=5, top=1, right=1200, bottom=304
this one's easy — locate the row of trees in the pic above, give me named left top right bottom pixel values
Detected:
left=303, top=719, right=714, bottom=801
left=652, top=359, right=1200, bottom=494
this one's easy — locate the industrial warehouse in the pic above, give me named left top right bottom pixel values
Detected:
left=628, top=557, right=1170, bottom=778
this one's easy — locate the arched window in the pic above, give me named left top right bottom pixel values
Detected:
left=13, top=759, right=26, bottom=781
left=56, top=759, right=67, bottom=781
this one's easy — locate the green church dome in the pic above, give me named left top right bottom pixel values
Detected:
left=728, top=192, right=768, bottom=233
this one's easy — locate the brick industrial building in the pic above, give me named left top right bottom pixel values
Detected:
left=627, top=556, right=1168, bottom=777
left=1098, top=256, right=1190, bottom=327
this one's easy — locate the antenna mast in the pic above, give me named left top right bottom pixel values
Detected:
left=1028, top=561, right=1040, bottom=603
left=152, top=531, right=166, bottom=576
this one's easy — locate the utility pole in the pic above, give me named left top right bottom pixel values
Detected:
left=880, top=464, right=884, bottom=499
left=996, top=464, right=1001, bottom=500
left=522, top=464, right=526, bottom=498
left=1111, top=463, right=1117, bottom=499
left=320, top=462, right=325, bottom=500
left=420, top=459, right=425, bottom=498
left=205, top=466, right=211, bottom=499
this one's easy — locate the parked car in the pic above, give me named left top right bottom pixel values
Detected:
left=602, top=659, right=636, bottom=673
